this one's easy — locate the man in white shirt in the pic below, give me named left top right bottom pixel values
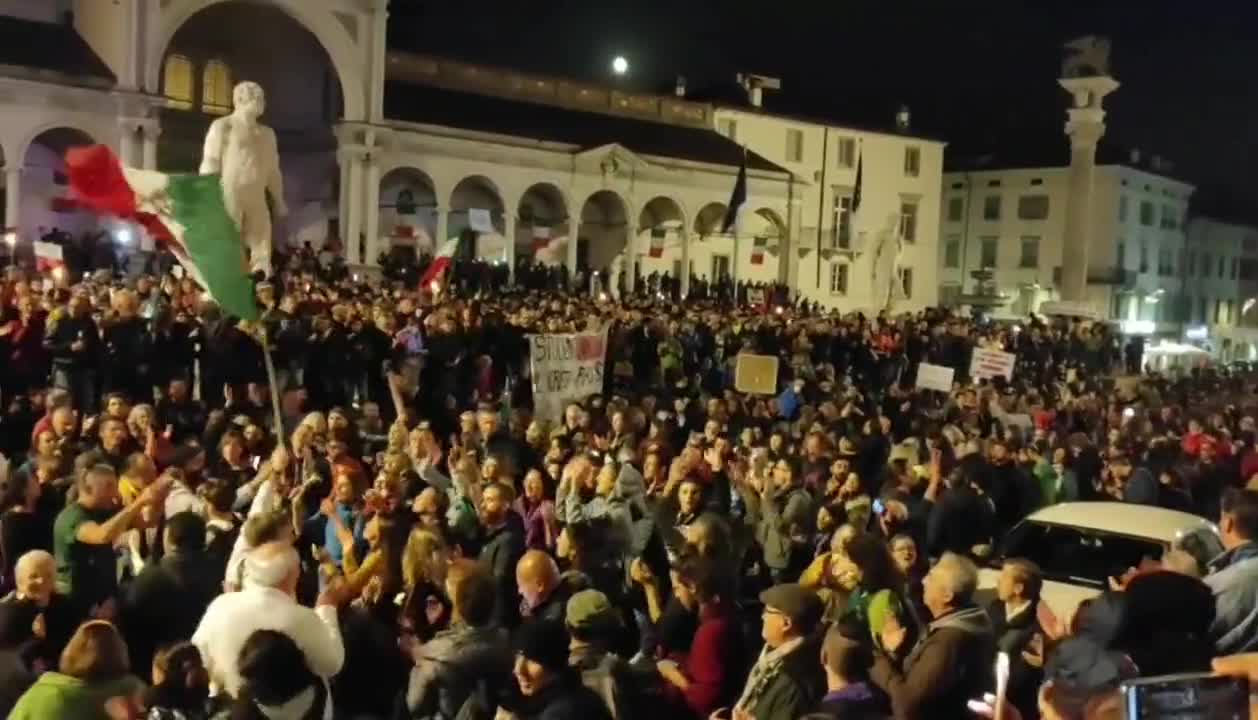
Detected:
left=193, top=540, right=344, bottom=701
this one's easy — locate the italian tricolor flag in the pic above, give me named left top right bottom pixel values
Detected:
left=65, top=145, right=258, bottom=321
left=419, top=237, right=458, bottom=289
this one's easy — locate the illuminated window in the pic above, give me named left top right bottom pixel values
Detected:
left=202, top=59, right=233, bottom=115
left=163, top=54, right=194, bottom=110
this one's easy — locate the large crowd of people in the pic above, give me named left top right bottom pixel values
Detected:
left=0, top=246, right=1257, bottom=720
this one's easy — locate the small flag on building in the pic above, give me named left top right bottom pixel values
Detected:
left=649, top=227, right=666, bottom=258
left=65, top=145, right=258, bottom=321
left=720, top=156, right=747, bottom=235
left=751, top=236, right=767, bottom=265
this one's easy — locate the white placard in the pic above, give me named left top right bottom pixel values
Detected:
left=748, top=288, right=765, bottom=306
left=970, top=348, right=1016, bottom=380
left=468, top=208, right=494, bottom=234
left=914, top=362, right=955, bottom=392
left=528, top=328, right=608, bottom=423
left=735, top=353, right=779, bottom=395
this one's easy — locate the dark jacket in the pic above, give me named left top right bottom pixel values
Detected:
left=986, top=600, right=1041, bottom=719
left=511, top=670, right=614, bottom=720
left=478, top=514, right=526, bottom=629
left=120, top=550, right=221, bottom=675
left=44, top=313, right=100, bottom=370
left=871, top=605, right=995, bottom=720
left=813, top=682, right=891, bottom=720
left=747, top=637, right=826, bottom=720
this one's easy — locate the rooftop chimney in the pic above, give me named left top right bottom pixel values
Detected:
left=675, top=76, right=687, bottom=98
left=737, top=73, right=781, bottom=109
left=895, top=104, right=911, bottom=132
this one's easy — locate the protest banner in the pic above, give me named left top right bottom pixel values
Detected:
left=735, top=353, right=780, bottom=395
left=748, top=288, right=765, bottom=307
left=528, top=328, right=608, bottom=423
left=914, top=362, right=955, bottom=392
left=970, top=348, right=1016, bottom=380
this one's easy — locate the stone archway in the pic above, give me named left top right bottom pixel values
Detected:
left=517, top=182, right=569, bottom=266
left=450, top=175, right=506, bottom=262
left=154, top=1, right=348, bottom=260
left=577, top=190, right=628, bottom=274
left=379, top=167, right=438, bottom=259
left=17, top=127, right=102, bottom=259
left=694, top=201, right=729, bottom=238
left=636, top=196, right=686, bottom=285
left=150, top=0, right=366, bottom=121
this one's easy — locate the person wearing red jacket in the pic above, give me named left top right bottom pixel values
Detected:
left=657, top=554, right=742, bottom=719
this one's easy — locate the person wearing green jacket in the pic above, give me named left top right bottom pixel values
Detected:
left=8, top=620, right=145, bottom=720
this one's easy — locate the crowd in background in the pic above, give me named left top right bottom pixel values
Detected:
left=0, top=250, right=1257, bottom=720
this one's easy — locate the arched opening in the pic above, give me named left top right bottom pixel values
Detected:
left=19, top=127, right=109, bottom=266
left=694, top=202, right=729, bottom=238
left=378, top=168, right=437, bottom=261
left=577, top=190, right=628, bottom=274
left=449, top=175, right=505, bottom=263
left=157, top=2, right=343, bottom=254
left=516, top=183, right=568, bottom=266
left=742, top=208, right=786, bottom=281
left=637, top=196, right=685, bottom=281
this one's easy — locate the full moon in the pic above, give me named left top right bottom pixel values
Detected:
left=611, top=56, right=629, bottom=75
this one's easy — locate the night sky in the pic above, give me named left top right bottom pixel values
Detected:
left=388, top=0, right=1257, bottom=222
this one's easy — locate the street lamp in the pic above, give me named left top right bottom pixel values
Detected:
left=611, top=56, right=629, bottom=76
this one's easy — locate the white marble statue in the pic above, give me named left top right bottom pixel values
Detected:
left=200, top=81, right=287, bottom=277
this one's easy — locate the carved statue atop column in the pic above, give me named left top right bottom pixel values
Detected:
left=200, top=82, right=287, bottom=277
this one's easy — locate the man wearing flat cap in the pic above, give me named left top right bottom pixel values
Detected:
left=728, top=583, right=824, bottom=720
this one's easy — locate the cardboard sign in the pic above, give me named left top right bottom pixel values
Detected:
left=914, top=362, right=955, bottom=392
left=528, top=329, right=608, bottom=423
left=735, top=353, right=780, bottom=395
left=970, top=348, right=1016, bottom=381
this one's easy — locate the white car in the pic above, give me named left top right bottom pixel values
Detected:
left=977, top=502, right=1224, bottom=620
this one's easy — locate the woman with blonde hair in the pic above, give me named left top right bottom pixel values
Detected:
left=398, top=527, right=450, bottom=642
left=8, top=620, right=143, bottom=719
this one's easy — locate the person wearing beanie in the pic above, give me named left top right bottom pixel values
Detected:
left=509, top=618, right=612, bottom=720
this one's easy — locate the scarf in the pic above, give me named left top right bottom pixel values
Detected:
left=734, top=636, right=803, bottom=714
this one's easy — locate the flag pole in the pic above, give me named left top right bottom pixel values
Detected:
left=260, top=333, right=286, bottom=444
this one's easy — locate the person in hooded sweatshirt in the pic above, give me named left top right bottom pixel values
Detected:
left=871, top=552, right=995, bottom=720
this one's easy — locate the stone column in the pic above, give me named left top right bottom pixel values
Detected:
left=679, top=229, right=690, bottom=299
left=4, top=167, right=21, bottom=235
left=362, top=157, right=381, bottom=266
left=566, top=219, right=579, bottom=277
left=503, top=212, right=516, bottom=283
left=118, top=120, right=142, bottom=168
left=434, top=206, right=448, bottom=255
left=337, top=147, right=365, bottom=265
left=141, top=124, right=161, bottom=170
left=1058, top=76, right=1119, bottom=303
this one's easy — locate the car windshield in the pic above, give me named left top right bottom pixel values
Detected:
left=998, top=520, right=1166, bottom=589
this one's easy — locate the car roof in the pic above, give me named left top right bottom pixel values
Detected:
left=1025, top=502, right=1218, bottom=544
